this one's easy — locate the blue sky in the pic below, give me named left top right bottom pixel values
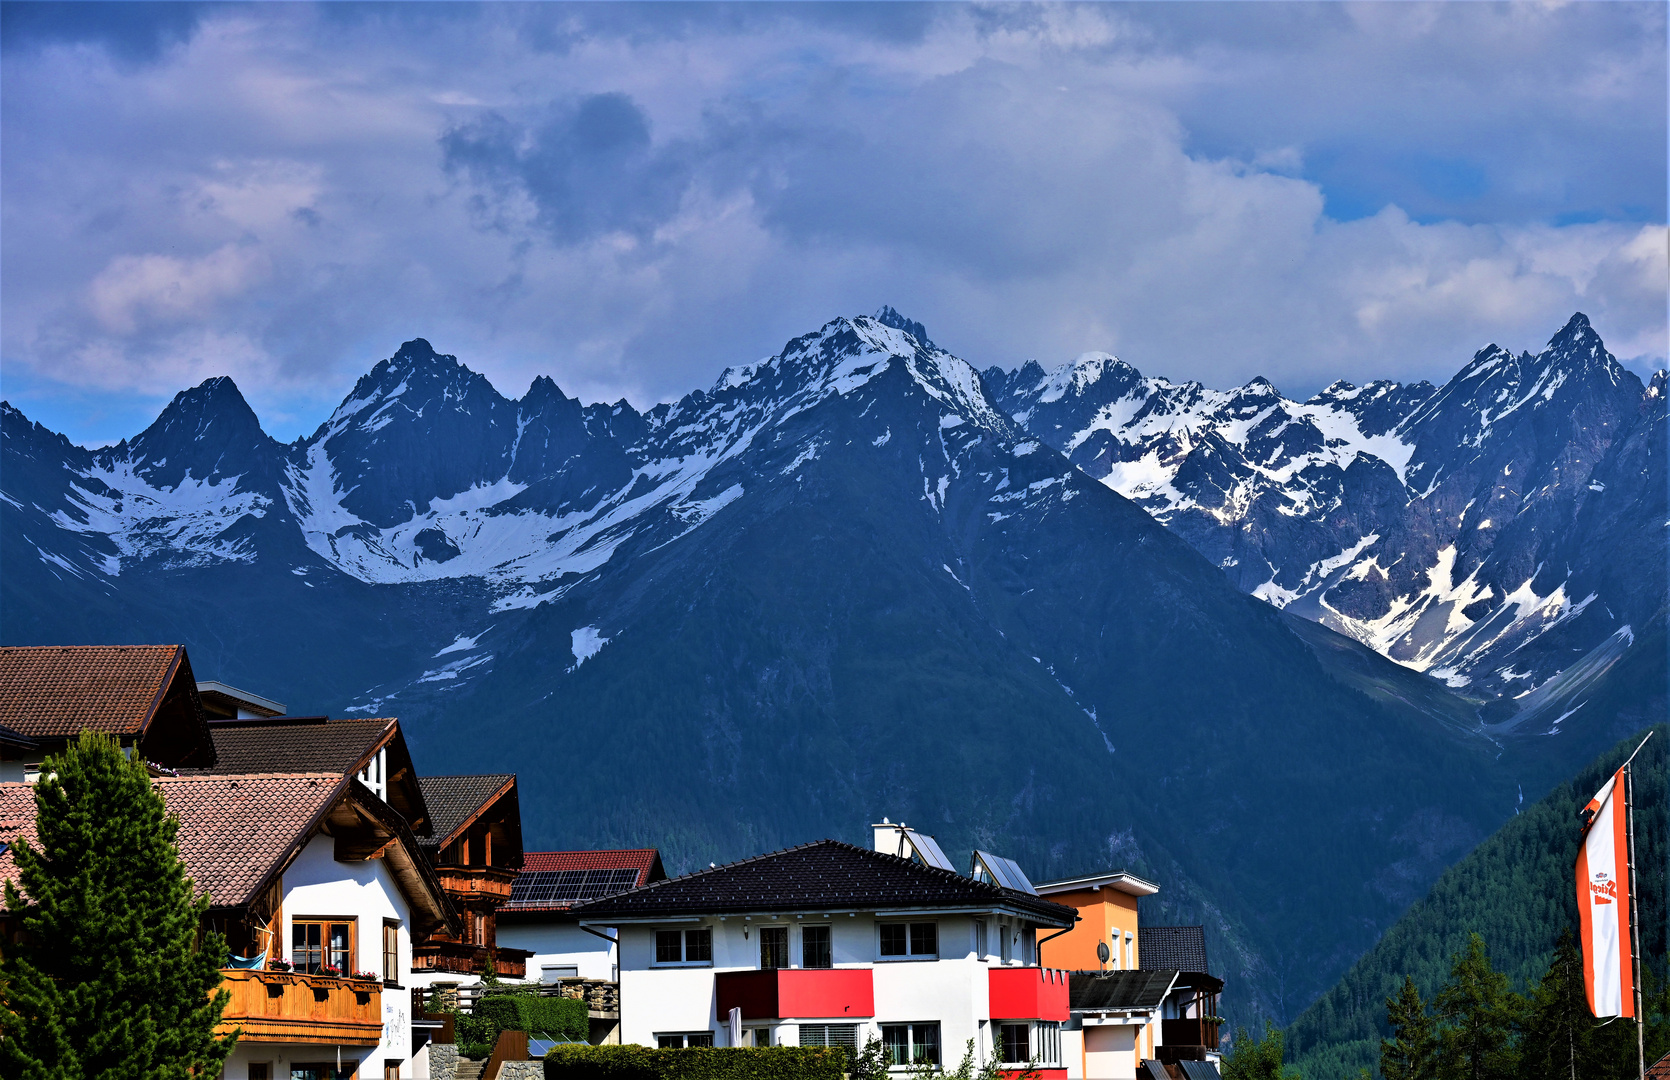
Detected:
left=1, top=1, right=1664, bottom=445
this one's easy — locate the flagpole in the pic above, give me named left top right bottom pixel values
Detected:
left=1625, top=758, right=1644, bottom=1080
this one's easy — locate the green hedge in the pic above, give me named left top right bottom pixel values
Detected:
left=543, top=1044, right=848, bottom=1080
left=478, top=992, right=589, bottom=1040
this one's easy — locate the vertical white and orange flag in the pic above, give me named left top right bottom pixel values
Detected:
left=1576, top=766, right=1634, bottom=1018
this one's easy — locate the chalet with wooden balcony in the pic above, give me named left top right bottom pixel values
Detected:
left=0, top=768, right=455, bottom=1080
left=0, top=644, right=218, bottom=773
left=410, top=773, right=533, bottom=982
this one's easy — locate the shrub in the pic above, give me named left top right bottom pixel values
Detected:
left=543, top=1044, right=848, bottom=1080
left=460, top=1042, right=494, bottom=1061
left=479, top=990, right=589, bottom=1040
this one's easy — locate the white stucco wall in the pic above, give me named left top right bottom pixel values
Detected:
left=216, top=834, right=418, bottom=1078
left=612, top=912, right=1047, bottom=1058
left=495, top=919, right=617, bottom=982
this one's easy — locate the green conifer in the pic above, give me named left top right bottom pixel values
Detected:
left=1223, top=1019, right=1301, bottom=1080
left=1381, top=975, right=1438, bottom=1080
left=1434, top=933, right=1522, bottom=1080
left=0, top=731, right=238, bottom=1080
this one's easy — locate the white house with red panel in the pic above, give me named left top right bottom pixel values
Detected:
left=571, top=824, right=1076, bottom=1078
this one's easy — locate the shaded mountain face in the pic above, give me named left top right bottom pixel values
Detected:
left=985, top=313, right=1667, bottom=714
left=0, top=311, right=1600, bottom=1027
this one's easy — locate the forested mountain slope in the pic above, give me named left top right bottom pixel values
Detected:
left=1286, top=724, right=1667, bottom=1080
left=1, top=311, right=1523, bottom=1027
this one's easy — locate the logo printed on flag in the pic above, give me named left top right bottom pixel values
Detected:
left=1575, top=766, right=1634, bottom=1019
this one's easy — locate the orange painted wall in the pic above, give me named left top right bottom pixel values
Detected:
left=1036, top=886, right=1141, bottom=971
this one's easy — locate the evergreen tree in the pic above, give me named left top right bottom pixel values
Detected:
left=0, top=731, right=237, bottom=1079
left=1381, top=976, right=1437, bottom=1080
left=1433, top=934, right=1522, bottom=1080
left=1224, top=1019, right=1301, bottom=1080
left=1516, top=929, right=1592, bottom=1080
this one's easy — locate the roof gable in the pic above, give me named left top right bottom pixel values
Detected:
left=186, top=716, right=430, bottom=835
left=572, top=839, right=1075, bottom=924
left=0, top=646, right=215, bottom=766
left=419, top=774, right=520, bottom=857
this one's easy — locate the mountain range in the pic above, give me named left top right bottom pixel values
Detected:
left=2, top=307, right=1662, bottom=1027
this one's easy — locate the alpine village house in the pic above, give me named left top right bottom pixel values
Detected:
left=0, top=645, right=1222, bottom=1080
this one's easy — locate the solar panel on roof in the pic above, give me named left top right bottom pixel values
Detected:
left=971, top=850, right=1038, bottom=895
left=507, top=866, right=640, bottom=906
left=1178, top=1061, right=1223, bottom=1080
left=908, top=833, right=955, bottom=871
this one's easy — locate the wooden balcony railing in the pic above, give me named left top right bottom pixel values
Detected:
left=434, top=865, right=519, bottom=904
left=217, top=968, right=382, bottom=1046
left=411, top=941, right=530, bottom=978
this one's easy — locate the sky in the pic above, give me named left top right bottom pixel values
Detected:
left=1, top=1, right=1665, bottom=446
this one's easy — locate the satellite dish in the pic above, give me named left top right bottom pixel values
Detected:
left=1097, top=941, right=1110, bottom=964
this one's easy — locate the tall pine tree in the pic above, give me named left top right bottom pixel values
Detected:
left=1381, top=976, right=1437, bottom=1080
left=0, top=731, right=237, bottom=1079
left=1434, top=934, right=1522, bottom=1080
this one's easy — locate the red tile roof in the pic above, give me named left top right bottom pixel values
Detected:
left=523, top=848, right=662, bottom=885
left=1649, top=1051, right=1670, bottom=1080
left=0, top=774, right=343, bottom=909
left=0, top=645, right=185, bottom=738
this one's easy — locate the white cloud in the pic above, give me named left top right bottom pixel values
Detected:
left=0, top=2, right=1662, bottom=444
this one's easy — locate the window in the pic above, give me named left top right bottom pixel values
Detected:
left=655, top=927, right=712, bottom=965
left=802, top=925, right=832, bottom=969
left=288, top=1066, right=354, bottom=1080
left=1000, top=1023, right=1030, bottom=1065
left=880, top=922, right=938, bottom=959
left=382, top=921, right=400, bottom=985
left=760, top=926, right=788, bottom=970
left=747, top=1028, right=774, bottom=1047
left=974, top=919, right=987, bottom=959
left=384, top=1063, right=402, bottom=1080
left=656, top=1033, right=713, bottom=1049
left=1000, top=922, right=1012, bottom=964
left=292, top=919, right=353, bottom=975
left=800, top=1024, right=858, bottom=1050
left=249, top=1067, right=269, bottom=1080
left=881, top=1023, right=940, bottom=1067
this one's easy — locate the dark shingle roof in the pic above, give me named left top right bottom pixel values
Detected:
left=187, top=717, right=393, bottom=776
left=0, top=774, right=342, bottom=908
left=1140, top=925, right=1210, bottom=974
left=572, top=839, right=1076, bottom=924
left=1070, top=969, right=1178, bottom=1011
left=420, top=774, right=515, bottom=848
left=0, top=724, right=37, bottom=752
left=0, top=645, right=183, bottom=738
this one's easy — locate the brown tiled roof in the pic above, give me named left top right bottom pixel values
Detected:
left=420, top=774, right=514, bottom=848
left=186, top=717, right=393, bottom=776
left=0, top=645, right=183, bottom=738
left=0, top=774, right=342, bottom=908
left=572, top=839, right=1078, bottom=924
left=523, top=848, right=663, bottom=884
left=1649, top=1051, right=1670, bottom=1080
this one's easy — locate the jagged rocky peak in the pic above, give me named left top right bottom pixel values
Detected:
left=873, top=305, right=933, bottom=349
left=115, top=375, right=278, bottom=489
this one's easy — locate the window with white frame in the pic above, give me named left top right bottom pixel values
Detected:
left=759, top=926, right=788, bottom=970
left=878, top=921, right=937, bottom=959
left=974, top=919, right=988, bottom=959
left=654, top=926, right=712, bottom=965
left=656, top=1033, right=714, bottom=1048
left=881, top=1023, right=940, bottom=1067
left=999, top=1021, right=1061, bottom=1067
left=800, top=1024, right=858, bottom=1051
